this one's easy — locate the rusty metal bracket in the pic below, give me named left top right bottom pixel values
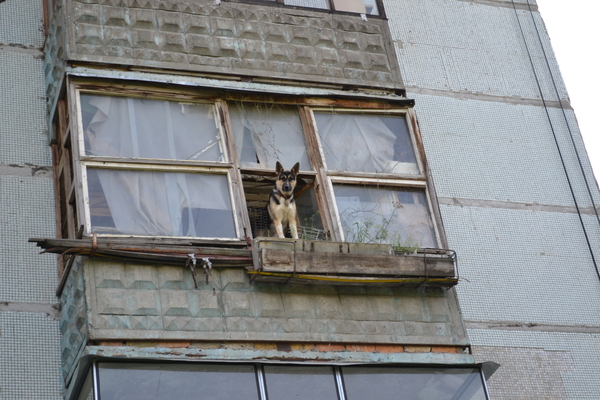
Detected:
left=201, top=257, right=212, bottom=284
left=186, top=253, right=198, bottom=289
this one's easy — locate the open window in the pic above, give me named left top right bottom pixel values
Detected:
left=54, top=81, right=443, bottom=253
left=227, top=101, right=324, bottom=240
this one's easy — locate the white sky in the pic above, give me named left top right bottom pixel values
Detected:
left=536, top=0, right=600, bottom=178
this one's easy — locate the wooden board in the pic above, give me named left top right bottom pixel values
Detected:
left=256, top=248, right=454, bottom=277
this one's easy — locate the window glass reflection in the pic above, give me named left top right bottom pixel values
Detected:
left=264, top=365, right=339, bottom=400
left=342, top=367, right=487, bottom=400
left=98, top=363, right=259, bottom=400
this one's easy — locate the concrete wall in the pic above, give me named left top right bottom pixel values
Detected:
left=0, top=0, right=63, bottom=398
left=385, top=0, right=600, bottom=397
left=59, top=257, right=471, bottom=386
left=43, top=0, right=403, bottom=115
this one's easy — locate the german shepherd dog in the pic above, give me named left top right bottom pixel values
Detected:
left=268, top=161, right=300, bottom=239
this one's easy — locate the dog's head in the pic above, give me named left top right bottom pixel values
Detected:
left=275, top=161, right=299, bottom=196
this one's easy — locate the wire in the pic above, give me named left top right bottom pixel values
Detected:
left=511, top=0, right=600, bottom=282
left=525, top=1, right=600, bottom=228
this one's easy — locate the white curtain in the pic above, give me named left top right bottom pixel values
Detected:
left=81, top=95, right=234, bottom=237
left=229, top=102, right=311, bottom=170
left=314, top=113, right=419, bottom=175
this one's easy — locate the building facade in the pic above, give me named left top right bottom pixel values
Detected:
left=0, top=0, right=598, bottom=398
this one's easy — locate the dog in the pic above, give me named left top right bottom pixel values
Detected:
left=267, top=161, right=300, bottom=239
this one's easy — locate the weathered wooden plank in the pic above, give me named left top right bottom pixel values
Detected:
left=257, top=248, right=454, bottom=277
left=30, top=237, right=248, bottom=248
left=30, top=238, right=251, bottom=257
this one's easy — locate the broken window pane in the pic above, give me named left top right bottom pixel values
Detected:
left=333, top=185, right=436, bottom=248
left=314, top=112, right=419, bottom=175
left=98, top=363, right=259, bottom=400
left=81, top=94, right=224, bottom=162
left=87, top=169, right=236, bottom=238
left=229, top=102, right=312, bottom=170
left=342, top=366, right=487, bottom=400
left=263, top=365, right=339, bottom=400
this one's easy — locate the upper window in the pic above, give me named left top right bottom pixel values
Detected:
left=55, top=82, right=441, bottom=249
left=233, top=0, right=381, bottom=16
left=78, top=94, right=237, bottom=238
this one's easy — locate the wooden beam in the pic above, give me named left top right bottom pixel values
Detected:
left=257, top=248, right=454, bottom=277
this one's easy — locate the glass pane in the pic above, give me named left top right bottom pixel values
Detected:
left=314, top=112, right=419, bottom=175
left=284, top=0, right=330, bottom=9
left=229, top=102, right=312, bottom=170
left=363, top=0, right=379, bottom=15
left=98, top=363, right=259, bottom=400
left=76, top=370, right=94, bottom=400
left=264, top=365, right=339, bottom=400
left=342, top=367, right=488, bottom=400
left=81, top=94, right=224, bottom=162
left=334, top=185, right=437, bottom=249
left=87, top=169, right=236, bottom=238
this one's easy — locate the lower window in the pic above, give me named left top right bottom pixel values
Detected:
left=78, top=361, right=490, bottom=400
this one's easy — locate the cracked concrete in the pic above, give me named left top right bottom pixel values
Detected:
left=0, top=163, right=53, bottom=178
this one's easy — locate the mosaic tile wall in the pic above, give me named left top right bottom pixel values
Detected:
left=0, top=0, right=45, bottom=48
left=0, top=0, right=63, bottom=399
left=470, top=329, right=600, bottom=399
left=385, top=0, right=600, bottom=398
left=387, top=0, right=565, bottom=101
left=0, top=312, right=63, bottom=399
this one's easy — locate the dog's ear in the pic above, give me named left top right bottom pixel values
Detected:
left=291, top=162, right=300, bottom=175
left=275, top=161, right=283, bottom=175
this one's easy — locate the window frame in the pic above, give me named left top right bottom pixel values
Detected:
left=68, top=84, right=248, bottom=242
left=75, top=360, right=492, bottom=400
left=304, top=107, right=441, bottom=245
left=57, top=79, right=446, bottom=250
left=225, top=0, right=387, bottom=19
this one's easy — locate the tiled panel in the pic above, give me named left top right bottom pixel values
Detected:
left=0, top=0, right=45, bottom=48
left=469, top=329, right=600, bottom=400
left=81, top=259, right=468, bottom=345
left=60, top=258, right=89, bottom=382
left=0, top=51, right=50, bottom=166
left=55, top=0, right=402, bottom=94
left=444, top=205, right=600, bottom=327
left=386, top=0, right=566, bottom=101
left=0, top=175, right=58, bottom=304
left=410, top=93, right=599, bottom=207
left=0, top=312, right=63, bottom=399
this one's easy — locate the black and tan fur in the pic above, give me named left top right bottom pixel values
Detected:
left=267, top=161, right=300, bottom=239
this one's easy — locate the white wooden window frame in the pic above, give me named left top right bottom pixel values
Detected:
left=71, top=87, right=245, bottom=241
left=63, top=82, right=444, bottom=248
left=305, top=107, right=443, bottom=247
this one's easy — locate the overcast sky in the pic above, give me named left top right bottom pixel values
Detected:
left=536, top=0, right=600, bottom=178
